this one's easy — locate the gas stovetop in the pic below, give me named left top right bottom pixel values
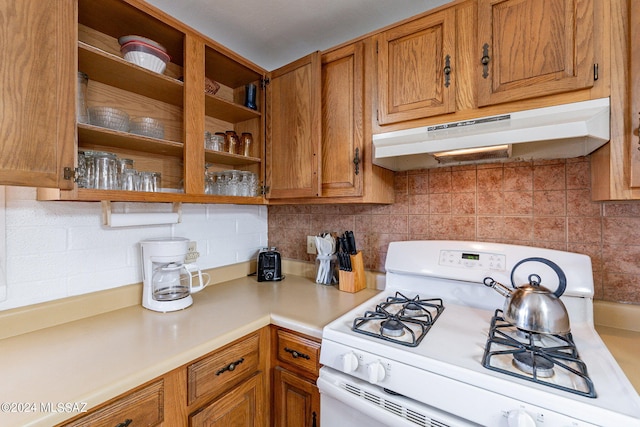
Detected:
left=352, top=291, right=444, bottom=347
left=320, top=241, right=640, bottom=426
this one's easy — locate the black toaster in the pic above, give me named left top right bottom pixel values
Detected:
left=257, top=248, right=283, bottom=282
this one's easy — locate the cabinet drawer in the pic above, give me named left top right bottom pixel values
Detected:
left=187, top=332, right=261, bottom=405
left=62, top=380, right=163, bottom=427
left=275, top=329, right=321, bottom=376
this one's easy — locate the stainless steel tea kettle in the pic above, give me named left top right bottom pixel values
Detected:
left=484, top=257, right=570, bottom=335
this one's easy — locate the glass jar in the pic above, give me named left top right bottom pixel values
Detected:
left=239, top=171, right=251, bottom=196
left=214, top=171, right=226, bottom=195
left=227, top=170, right=241, bottom=196
left=240, top=132, right=253, bottom=157
left=225, top=131, right=239, bottom=154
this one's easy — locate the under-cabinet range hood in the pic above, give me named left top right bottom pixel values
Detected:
left=372, top=97, right=610, bottom=171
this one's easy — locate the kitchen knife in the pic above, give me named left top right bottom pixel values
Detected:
left=345, top=231, right=357, bottom=254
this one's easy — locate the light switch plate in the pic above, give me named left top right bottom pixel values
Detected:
left=185, top=241, right=199, bottom=263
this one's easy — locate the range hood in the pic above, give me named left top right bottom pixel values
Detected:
left=372, top=97, right=610, bottom=171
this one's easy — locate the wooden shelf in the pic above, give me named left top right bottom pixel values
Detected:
left=78, top=124, right=184, bottom=157
left=205, top=46, right=263, bottom=88
left=204, top=93, right=261, bottom=123
left=79, top=42, right=184, bottom=107
left=205, top=150, right=261, bottom=166
left=37, top=187, right=265, bottom=204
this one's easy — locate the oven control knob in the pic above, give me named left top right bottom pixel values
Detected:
left=366, top=361, right=386, bottom=384
left=506, top=409, right=536, bottom=427
left=341, top=352, right=359, bottom=373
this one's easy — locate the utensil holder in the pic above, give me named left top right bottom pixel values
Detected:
left=338, top=251, right=366, bottom=293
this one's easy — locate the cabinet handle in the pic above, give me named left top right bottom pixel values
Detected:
left=284, top=347, right=310, bottom=360
left=115, top=420, right=132, bottom=427
left=353, top=148, right=360, bottom=175
left=312, top=411, right=317, bottom=427
left=443, top=55, right=451, bottom=88
left=481, top=43, right=490, bottom=79
left=216, top=357, right=245, bottom=375
left=637, top=113, right=640, bottom=151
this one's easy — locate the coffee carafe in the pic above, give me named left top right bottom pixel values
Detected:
left=140, top=237, right=209, bottom=312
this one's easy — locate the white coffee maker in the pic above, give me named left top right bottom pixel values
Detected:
left=140, top=237, right=209, bottom=312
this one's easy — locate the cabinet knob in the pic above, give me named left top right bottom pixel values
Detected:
left=481, top=43, right=490, bottom=79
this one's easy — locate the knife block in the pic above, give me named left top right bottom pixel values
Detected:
left=338, top=251, right=366, bottom=293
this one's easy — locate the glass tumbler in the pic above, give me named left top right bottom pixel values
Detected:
left=77, top=72, right=89, bottom=124
left=121, top=168, right=139, bottom=191
left=93, top=152, right=117, bottom=190
left=138, top=171, right=155, bottom=192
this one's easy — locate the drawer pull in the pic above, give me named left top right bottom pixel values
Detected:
left=216, top=357, right=245, bottom=375
left=285, top=347, right=310, bottom=360
left=115, top=420, right=132, bottom=427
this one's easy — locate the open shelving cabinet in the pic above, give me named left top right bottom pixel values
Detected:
left=37, top=0, right=267, bottom=205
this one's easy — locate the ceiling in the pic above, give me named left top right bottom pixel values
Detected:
left=145, top=0, right=451, bottom=70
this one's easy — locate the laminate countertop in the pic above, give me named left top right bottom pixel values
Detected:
left=0, top=273, right=638, bottom=427
left=0, top=275, right=378, bottom=427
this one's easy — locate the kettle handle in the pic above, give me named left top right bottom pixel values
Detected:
left=509, top=257, right=567, bottom=297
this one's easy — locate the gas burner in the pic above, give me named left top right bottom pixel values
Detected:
left=401, top=302, right=427, bottom=317
left=482, top=309, right=596, bottom=398
left=381, top=318, right=405, bottom=337
left=512, top=351, right=555, bottom=378
left=351, top=292, right=444, bottom=347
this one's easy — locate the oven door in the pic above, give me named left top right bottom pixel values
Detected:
left=318, top=367, right=476, bottom=427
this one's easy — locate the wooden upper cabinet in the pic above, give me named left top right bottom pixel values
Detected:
left=321, top=43, right=364, bottom=198
left=477, top=0, right=594, bottom=106
left=0, top=0, right=75, bottom=189
left=265, top=52, right=322, bottom=199
left=377, top=8, right=456, bottom=125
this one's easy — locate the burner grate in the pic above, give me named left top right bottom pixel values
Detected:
left=351, top=292, right=444, bottom=347
left=482, top=309, right=596, bottom=398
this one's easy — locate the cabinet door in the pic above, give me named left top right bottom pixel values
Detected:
left=321, top=43, right=364, bottom=198
left=477, top=0, right=594, bottom=106
left=266, top=52, right=322, bottom=199
left=273, top=367, right=319, bottom=427
left=377, top=8, right=456, bottom=125
left=0, top=0, right=75, bottom=189
left=190, top=373, right=265, bottom=427
left=631, top=0, right=640, bottom=188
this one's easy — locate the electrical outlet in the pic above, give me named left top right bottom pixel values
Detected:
left=185, top=241, right=199, bottom=263
left=307, top=236, right=317, bottom=254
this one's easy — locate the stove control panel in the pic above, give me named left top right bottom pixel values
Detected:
left=439, top=249, right=506, bottom=271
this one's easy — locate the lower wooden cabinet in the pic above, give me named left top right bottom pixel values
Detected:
left=271, top=326, right=321, bottom=427
left=190, top=372, right=265, bottom=427
left=60, top=380, right=164, bottom=427
left=273, top=367, right=319, bottom=427
left=57, top=326, right=327, bottom=427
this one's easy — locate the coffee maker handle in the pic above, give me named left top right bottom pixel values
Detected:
left=185, top=264, right=210, bottom=294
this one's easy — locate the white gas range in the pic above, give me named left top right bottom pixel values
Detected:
left=319, top=241, right=640, bottom=427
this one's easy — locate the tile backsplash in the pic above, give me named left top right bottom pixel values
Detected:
left=268, top=157, right=640, bottom=305
left=0, top=186, right=268, bottom=311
